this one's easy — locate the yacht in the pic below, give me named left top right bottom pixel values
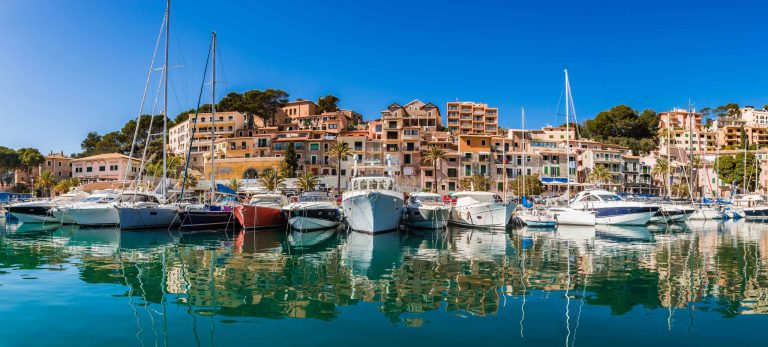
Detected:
left=734, top=195, right=768, bottom=221
left=7, top=190, right=90, bottom=224
left=66, top=192, right=121, bottom=227
left=687, top=205, right=725, bottom=220
left=649, top=204, right=695, bottom=223
left=517, top=208, right=558, bottom=228
left=449, top=191, right=515, bottom=228
left=342, top=176, right=403, bottom=234
left=402, top=192, right=451, bottom=229
left=281, top=191, right=340, bottom=231
left=234, top=193, right=289, bottom=230
left=179, top=199, right=238, bottom=231
left=549, top=207, right=597, bottom=226
left=569, top=189, right=658, bottom=226
left=116, top=192, right=180, bottom=230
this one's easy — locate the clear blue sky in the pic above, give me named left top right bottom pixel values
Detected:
left=1, top=0, right=767, bottom=155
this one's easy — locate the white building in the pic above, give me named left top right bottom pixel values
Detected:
left=739, top=106, right=768, bottom=127
left=71, top=153, right=142, bottom=182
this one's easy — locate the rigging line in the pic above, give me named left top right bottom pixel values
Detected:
left=122, top=13, right=167, bottom=194
left=135, top=72, right=165, bottom=189
left=179, top=37, right=213, bottom=199
left=171, top=20, right=190, bottom=112
left=215, top=41, right=228, bottom=90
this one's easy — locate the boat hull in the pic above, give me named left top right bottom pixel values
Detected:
left=649, top=206, right=694, bottom=224
left=7, top=205, right=58, bottom=224
left=179, top=210, right=235, bottom=231
left=688, top=207, right=724, bottom=220
left=449, top=203, right=515, bottom=228
left=403, top=206, right=450, bottom=229
left=341, top=191, right=403, bottom=234
left=592, top=206, right=657, bottom=226
left=117, top=206, right=180, bottom=230
left=550, top=208, right=597, bottom=226
left=70, top=206, right=119, bottom=227
left=234, top=205, right=286, bottom=229
left=742, top=206, right=768, bottom=220
left=51, top=208, right=77, bottom=224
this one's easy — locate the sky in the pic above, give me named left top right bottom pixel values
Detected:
left=1, top=0, right=767, bottom=155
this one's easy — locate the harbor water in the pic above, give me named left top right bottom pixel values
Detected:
left=1, top=220, right=768, bottom=346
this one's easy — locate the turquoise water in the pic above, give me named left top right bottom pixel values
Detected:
left=1, top=219, right=767, bottom=346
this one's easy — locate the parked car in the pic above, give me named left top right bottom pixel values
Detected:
left=442, top=194, right=457, bottom=203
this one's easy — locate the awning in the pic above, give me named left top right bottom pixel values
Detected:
left=540, top=177, right=569, bottom=185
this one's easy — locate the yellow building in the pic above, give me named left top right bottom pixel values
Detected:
left=202, top=157, right=282, bottom=180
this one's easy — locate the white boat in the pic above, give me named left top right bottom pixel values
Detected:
left=116, top=192, right=180, bottom=230
left=549, top=207, right=596, bottom=226
left=648, top=204, right=695, bottom=223
left=283, top=191, right=339, bottom=232
left=687, top=206, right=724, bottom=220
left=402, top=192, right=451, bottom=229
left=8, top=191, right=90, bottom=224
left=449, top=191, right=515, bottom=228
left=342, top=176, right=403, bottom=234
left=733, top=194, right=768, bottom=220
left=517, top=208, right=558, bottom=227
left=65, top=192, right=121, bottom=227
left=569, top=189, right=658, bottom=226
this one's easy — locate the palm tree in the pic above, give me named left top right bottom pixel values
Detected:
left=688, top=155, right=703, bottom=198
left=587, top=164, right=613, bottom=188
left=460, top=174, right=492, bottom=191
left=296, top=171, right=319, bottom=192
left=258, top=169, right=285, bottom=192
left=226, top=178, right=241, bottom=192
left=54, top=177, right=80, bottom=195
left=421, top=145, right=446, bottom=193
left=652, top=158, right=669, bottom=195
left=35, top=170, right=56, bottom=197
left=328, top=140, right=352, bottom=191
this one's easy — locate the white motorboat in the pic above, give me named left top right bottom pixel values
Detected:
left=65, top=192, right=121, bottom=227
left=517, top=208, right=558, bottom=228
left=549, top=207, right=597, bottom=226
left=733, top=194, right=768, bottom=220
left=116, top=192, right=180, bottom=230
left=8, top=191, right=90, bottom=224
left=569, top=189, right=658, bottom=226
left=283, top=191, right=339, bottom=232
left=687, top=206, right=724, bottom=220
left=449, top=191, right=515, bottom=228
left=342, top=176, right=403, bottom=234
left=402, top=192, right=451, bottom=229
left=649, top=204, right=695, bottom=224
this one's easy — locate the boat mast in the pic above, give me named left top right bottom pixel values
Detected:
left=564, top=69, right=571, bottom=198
left=666, top=110, right=671, bottom=198
left=743, top=126, right=748, bottom=194
left=688, top=102, right=694, bottom=203
left=161, top=0, right=170, bottom=200
left=521, top=107, right=526, bottom=198
left=209, top=32, right=217, bottom=203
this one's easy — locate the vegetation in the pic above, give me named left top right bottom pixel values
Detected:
left=145, top=155, right=184, bottom=179
left=0, top=146, right=20, bottom=171
left=587, top=164, right=613, bottom=188
left=34, top=171, right=56, bottom=197
left=316, top=94, right=340, bottom=114
left=180, top=172, right=199, bottom=190
left=283, top=142, right=299, bottom=178
left=329, top=140, right=352, bottom=190
left=226, top=178, right=241, bottom=192
left=216, top=89, right=289, bottom=126
left=421, top=146, right=446, bottom=193
left=296, top=171, right=319, bottom=192
left=651, top=158, right=670, bottom=196
left=54, top=178, right=81, bottom=195
left=583, top=105, right=658, bottom=155
left=17, top=148, right=45, bottom=177
left=671, top=182, right=689, bottom=198
left=77, top=114, right=170, bottom=160
left=716, top=153, right=762, bottom=193
left=258, top=169, right=285, bottom=192
left=460, top=174, right=492, bottom=191
left=507, top=175, right=544, bottom=196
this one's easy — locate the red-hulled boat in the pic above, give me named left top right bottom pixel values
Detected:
left=234, top=194, right=288, bottom=229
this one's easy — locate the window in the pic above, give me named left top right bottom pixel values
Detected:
left=404, top=154, right=412, bottom=164
left=310, top=143, right=319, bottom=151
left=466, top=139, right=470, bottom=145
left=47, top=161, right=51, bottom=166
left=109, top=165, right=118, bottom=171
left=340, top=169, right=346, bottom=176
left=481, top=140, right=486, bottom=146
left=86, top=167, right=93, bottom=173
left=58, top=162, right=61, bottom=167
left=448, top=182, right=456, bottom=191
left=425, top=170, right=433, bottom=177
left=75, top=167, right=83, bottom=173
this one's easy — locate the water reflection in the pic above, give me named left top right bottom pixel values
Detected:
left=2, top=219, right=768, bottom=336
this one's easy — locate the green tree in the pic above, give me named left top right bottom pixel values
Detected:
left=421, top=145, right=446, bottom=193
left=80, top=132, right=102, bottom=156
left=17, top=148, right=44, bottom=179
left=584, top=105, right=658, bottom=155
left=295, top=171, right=319, bottom=192
left=716, top=153, right=761, bottom=193
left=508, top=175, right=544, bottom=196
left=652, top=158, right=670, bottom=196
left=587, top=164, right=613, bottom=188
left=283, top=142, right=299, bottom=178
left=460, top=174, right=492, bottom=191
left=316, top=94, right=340, bottom=114
left=54, top=177, right=80, bottom=195
left=671, top=182, right=689, bottom=198
left=258, top=168, right=285, bottom=192
left=713, top=103, right=740, bottom=118
left=35, top=170, right=56, bottom=197
left=329, top=140, right=352, bottom=190
left=226, top=178, right=241, bottom=192
left=0, top=146, right=20, bottom=171
left=217, top=92, right=244, bottom=112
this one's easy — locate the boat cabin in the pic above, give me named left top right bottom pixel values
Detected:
left=348, top=176, right=397, bottom=191
left=572, top=189, right=625, bottom=204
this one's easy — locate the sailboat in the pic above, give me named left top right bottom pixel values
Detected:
left=516, top=108, right=558, bottom=227
left=177, top=32, right=237, bottom=231
left=117, top=0, right=180, bottom=230
left=686, top=105, right=724, bottom=220
left=549, top=69, right=597, bottom=226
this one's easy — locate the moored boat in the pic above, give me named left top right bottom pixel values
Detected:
left=8, top=190, right=90, bottom=224
left=66, top=192, right=121, bottom=227
left=116, top=192, right=180, bottom=230
left=449, top=191, right=515, bottom=229
left=342, top=176, right=403, bottom=234
left=649, top=204, right=695, bottom=224
left=403, top=192, right=451, bottom=229
left=235, top=193, right=288, bottom=230
left=281, top=191, right=339, bottom=231
left=569, top=189, right=658, bottom=226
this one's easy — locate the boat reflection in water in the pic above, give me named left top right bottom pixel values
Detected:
left=3, top=219, right=768, bottom=346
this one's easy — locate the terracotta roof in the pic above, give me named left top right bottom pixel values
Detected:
left=72, top=153, right=139, bottom=162
left=45, top=153, right=70, bottom=159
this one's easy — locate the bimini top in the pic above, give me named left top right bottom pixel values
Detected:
left=451, top=191, right=501, bottom=202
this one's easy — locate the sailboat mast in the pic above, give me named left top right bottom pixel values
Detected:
left=521, top=107, right=526, bottom=197
left=210, top=32, right=217, bottom=201
left=161, top=0, right=170, bottom=199
left=564, top=69, right=571, bottom=198
left=688, top=103, right=694, bottom=203
left=743, top=127, right=748, bottom=194
left=666, top=110, right=671, bottom=198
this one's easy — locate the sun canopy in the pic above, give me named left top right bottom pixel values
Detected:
left=215, top=183, right=237, bottom=195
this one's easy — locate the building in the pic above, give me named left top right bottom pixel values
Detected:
left=71, top=153, right=142, bottom=182
left=42, top=152, right=73, bottom=180
left=446, top=101, right=498, bottom=135
left=739, top=106, right=768, bottom=127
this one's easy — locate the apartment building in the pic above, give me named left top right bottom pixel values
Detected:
left=446, top=101, right=498, bottom=135
left=71, top=153, right=141, bottom=182
left=43, top=153, right=73, bottom=180
left=457, top=134, right=493, bottom=179
left=739, top=106, right=768, bottom=127
left=379, top=100, right=440, bottom=176
left=530, top=126, right=576, bottom=141
left=715, top=125, right=768, bottom=149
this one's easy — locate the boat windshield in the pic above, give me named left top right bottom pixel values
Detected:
left=119, top=194, right=157, bottom=203
left=249, top=196, right=284, bottom=205
left=412, top=195, right=441, bottom=203
left=82, top=196, right=115, bottom=203
left=299, top=194, right=333, bottom=203
left=597, top=194, right=623, bottom=202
